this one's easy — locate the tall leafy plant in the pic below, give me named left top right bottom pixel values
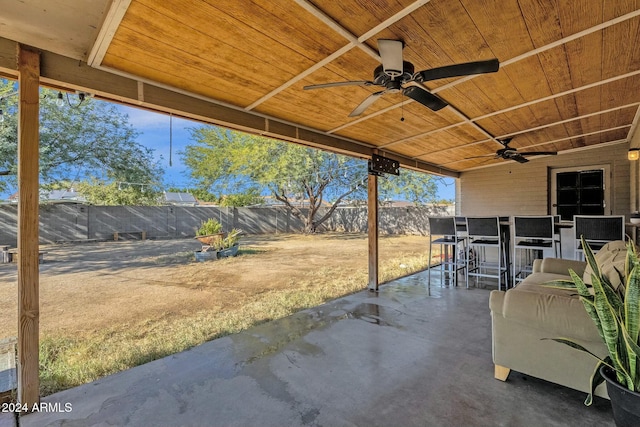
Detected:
left=196, top=219, right=222, bottom=236
left=545, top=237, right=640, bottom=405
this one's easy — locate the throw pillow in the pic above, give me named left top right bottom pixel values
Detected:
left=582, top=240, right=629, bottom=290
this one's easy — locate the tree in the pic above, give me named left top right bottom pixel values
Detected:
left=0, top=81, right=163, bottom=198
left=183, top=127, right=440, bottom=233
left=379, top=169, right=440, bottom=206
left=76, top=179, right=161, bottom=206
left=219, top=188, right=264, bottom=207
left=184, top=128, right=367, bottom=233
left=165, top=187, right=264, bottom=206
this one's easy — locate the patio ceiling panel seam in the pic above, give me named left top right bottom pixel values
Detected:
left=85, top=60, right=378, bottom=151
left=87, top=0, right=132, bottom=67
left=434, top=124, right=633, bottom=167
left=327, top=8, right=640, bottom=135
left=381, top=121, right=473, bottom=148
left=243, top=0, right=431, bottom=111
left=432, top=8, right=640, bottom=95
left=410, top=103, right=640, bottom=159
left=377, top=70, right=640, bottom=150
left=243, top=43, right=358, bottom=111
left=498, top=102, right=640, bottom=139
left=472, top=70, right=640, bottom=122
left=627, top=105, right=640, bottom=142
left=462, top=139, right=629, bottom=171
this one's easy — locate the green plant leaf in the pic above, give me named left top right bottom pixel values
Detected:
left=626, top=263, right=640, bottom=388
left=584, top=360, right=608, bottom=406
left=543, top=279, right=578, bottom=290
left=568, top=270, right=605, bottom=344
left=541, top=338, right=604, bottom=361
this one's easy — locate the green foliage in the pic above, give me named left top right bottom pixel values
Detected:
left=219, top=188, right=263, bottom=207
left=196, top=218, right=223, bottom=236
left=182, top=127, right=439, bottom=232
left=0, top=80, right=163, bottom=196
left=545, top=237, right=640, bottom=405
left=183, top=128, right=367, bottom=232
left=166, top=186, right=264, bottom=207
left=76, top=179, right=161, bottom=206
left=214, top=228, right=242, bottom=250
left=167, top=187, right=218, bottom=203
left=379, top=169, right=439, bottom=206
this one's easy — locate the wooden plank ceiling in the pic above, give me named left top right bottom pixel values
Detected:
left=4, top=0, right=640, bottom=174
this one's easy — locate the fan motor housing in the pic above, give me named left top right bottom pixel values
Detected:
left=373, top=61, right=415, bottom=86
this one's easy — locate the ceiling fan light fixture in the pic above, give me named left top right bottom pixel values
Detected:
left=628, top=148, right=640, bottom=161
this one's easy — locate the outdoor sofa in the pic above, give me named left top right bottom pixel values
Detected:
left=489, top=240, right=631, bottom=399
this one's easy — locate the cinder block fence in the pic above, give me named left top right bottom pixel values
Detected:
left=0, top=204, right=454, bottom=246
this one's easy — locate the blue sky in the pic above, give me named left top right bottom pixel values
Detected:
left=120, top=104, right=456, bottom=201
left=120, top=105, right=195, bottom=189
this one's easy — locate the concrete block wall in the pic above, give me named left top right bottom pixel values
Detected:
left=323, top=205, right=454, bottom=234
left=89, top=206, right=169, bottom=240
left=39, top=204, right=88, bottom=242
left=0, top=204, right=454, bottom=245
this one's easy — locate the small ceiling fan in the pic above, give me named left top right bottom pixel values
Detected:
left=303, top=39, right=499, bottom=117
left=473, top=138, right=557, bottom=163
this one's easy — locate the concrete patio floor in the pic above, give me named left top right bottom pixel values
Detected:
left=10, top=271, right=614, bottom=426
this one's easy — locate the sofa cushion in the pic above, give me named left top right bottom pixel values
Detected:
left=582, top=240, right=628, bottom=290
left=501, top=283, right=601, bottom=342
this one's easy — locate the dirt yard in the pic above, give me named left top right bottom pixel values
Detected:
left=0, top=233, right=430, bottom=340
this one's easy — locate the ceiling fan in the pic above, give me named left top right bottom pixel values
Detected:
left=479, top=138, right=558, bottom=163
left=303, top=39, right=499, bottom=117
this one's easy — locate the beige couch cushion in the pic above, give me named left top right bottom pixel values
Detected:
left=582, top=240, right=628, bottom=290
left=501, top=283, right=601, bottom=342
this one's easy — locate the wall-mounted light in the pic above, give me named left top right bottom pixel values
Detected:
left=629, top=148, right=640, bottom=161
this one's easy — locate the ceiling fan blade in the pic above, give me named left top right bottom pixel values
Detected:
left=403, top=86, right=447, bottom=111
left=377, top=39, right=404, bottom=77
left=349, top=90, right=386, bottom=117
left=416, top=59, right=500, bottom=82
left=303, top=81, right=375, bottom=90
left=512, top=154, right=529, bottom=163
left=520, top=151, right=557, bottom=156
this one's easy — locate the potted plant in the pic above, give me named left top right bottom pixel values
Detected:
left=546, top=237, right=640, bottom=426
left=195, top=218, right=225, bottom=246
left=216, top=228, right=242, bottom=258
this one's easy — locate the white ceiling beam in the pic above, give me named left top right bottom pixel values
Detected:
left=458, top=139, right=629, bottom=172
left=87, top=0, right=131, bottom=67
left=355, top=0, right=432, bottom=43
left=411, top=103, right=640, bottom=159
left=433, top=8, right=640, bottom=94
left=334, top=8, right=640, bottom=135
left=436, top=125, right=632, bottom=167
left=377, top=70, right=640, bottom=150
left=244, top=0, right=431, bottom=111
left=627, top=105, right=640, bottom=146
left=473, top=70, right=640, bottom=122
left=500, top=103, right=640, bottom=139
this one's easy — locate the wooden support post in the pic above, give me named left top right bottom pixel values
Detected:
left=368, top=172, right=379, bottom=291
left=17, top=45, right=40, bottom=408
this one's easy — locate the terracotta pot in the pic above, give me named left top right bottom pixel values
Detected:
left=194, top=232, right=225, bottom=245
